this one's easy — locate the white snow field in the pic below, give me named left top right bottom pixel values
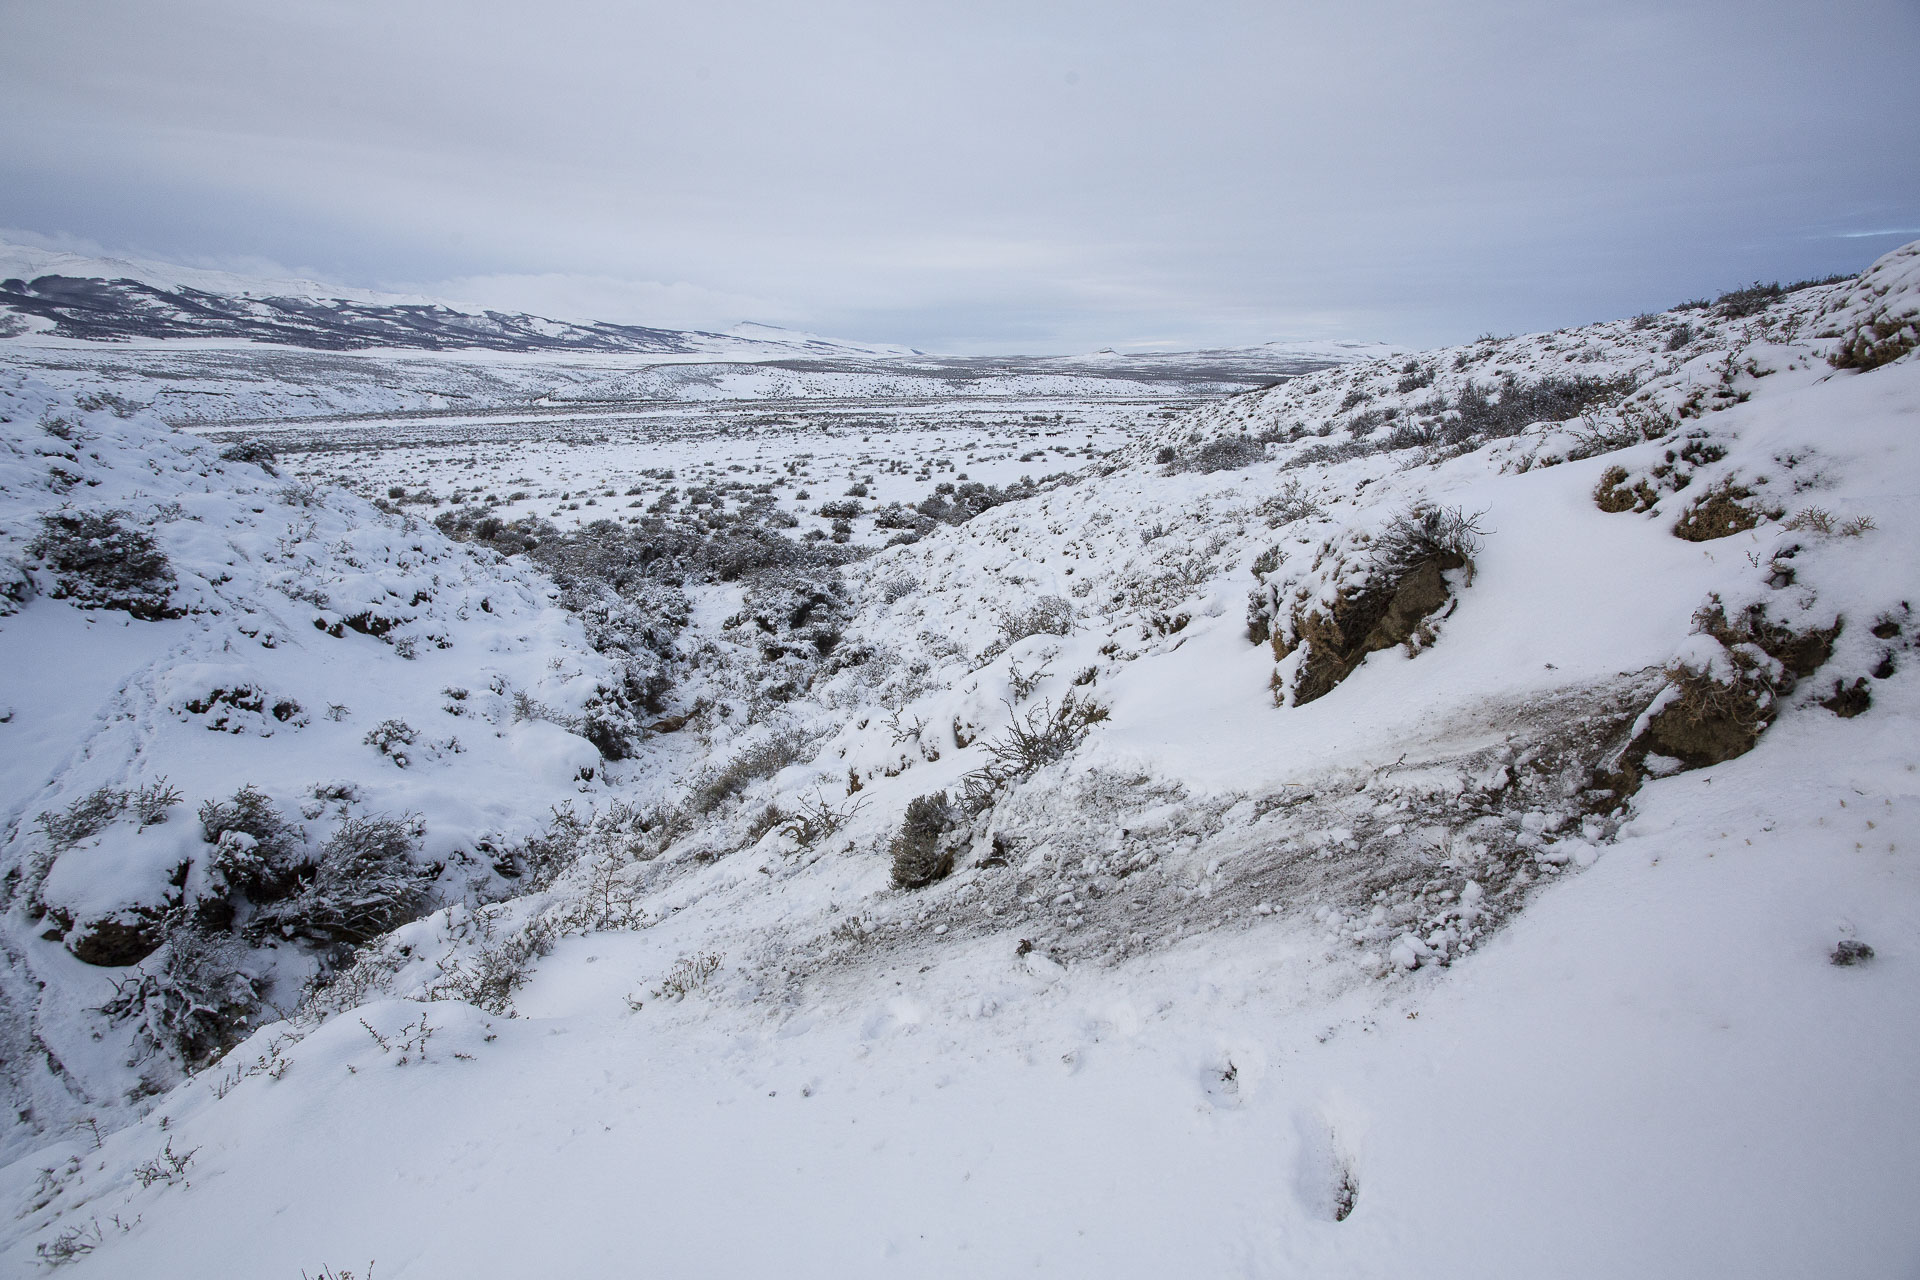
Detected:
left=0, top=245, right=1916, bottom=1277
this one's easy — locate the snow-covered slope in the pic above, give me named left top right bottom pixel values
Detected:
left=0, top=374, right=647, bottom=1159
left=0, top=245, right=1916, bottom=1276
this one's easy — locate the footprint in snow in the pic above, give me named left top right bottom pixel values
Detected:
left=1293, top=1106, right=1360, bottom=1223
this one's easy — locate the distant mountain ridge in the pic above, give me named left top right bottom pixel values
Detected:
left=0, top=272, right=749, bottom=354
left=0, top=241, right=1383, bottom=366
left=0, top=241, right=922, bottom=358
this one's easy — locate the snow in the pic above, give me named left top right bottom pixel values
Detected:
left=0, top=240, right=436, bottom=309
left=0, top=241, right=1917, bottom=1275
left=506, top=720, right=602, bottom=786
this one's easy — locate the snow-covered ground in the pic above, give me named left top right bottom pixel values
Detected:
left=0, top=245, right=1916, bottom=1276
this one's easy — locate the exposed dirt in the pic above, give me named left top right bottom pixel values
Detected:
left=1289, top=554, right=1464, bottom=705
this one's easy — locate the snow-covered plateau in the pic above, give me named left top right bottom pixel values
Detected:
left=0, top=245, right=1915, bottom=1277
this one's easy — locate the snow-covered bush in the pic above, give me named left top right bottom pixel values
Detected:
left=1371, top=504, right=1486, bottom=578
left=1173, top=435, right=1264, bottom=473
left=28, top=510, right=180, bottom=620
left=913, top=476, right=1048, bottom=525
left=1819, top=240, right=1919, bottom=371
left=959, top=694, right=1109, bottom=805
left=250, top=814, right=430, bottom=944
left=197, top=785, right=308, bottom=904
left=890, top=791, right=958, bottom=888
left=1671, top=479, right=1776, bottom=542
left=1443, top=373, right=1631, bottom=444
left=217, top=439, right=278, bottom=475
left=876, top=573, right=920, bottom=603
left=101, top=919, right=264, bottom=1069
left=654, top=951, right=722, bottom=1000
left=363, top=718, right=419, bottom=766
left=433, top=505, right=552, bottom=555
left=1637, top=658, right=1775, bottom=768
left=688, top=731, right=813, bottom=816
left=996, top=594, right=1075, bottom=647
left=1713, top=281, right=1785, bottom=319
left=131, top=778, right=184, bottom=828
left=1253, top=504, right=1481, bottom=704
left=35, top=786, right=128, bottom=852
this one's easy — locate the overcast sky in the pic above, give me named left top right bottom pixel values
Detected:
left=2, top=0, right=1915, bottom=353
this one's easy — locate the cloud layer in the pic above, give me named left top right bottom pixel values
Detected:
left=3, top=0, right=1915, bottom=351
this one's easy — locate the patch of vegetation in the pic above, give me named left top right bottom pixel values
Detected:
left=914, top=476, right=1051, bottom=523
left=687, top=731, right=813, bottom=817
left=1638, top=660, right=1773, bottom=767
left=1692, top=599, right=1839, bottom=686
left=35, top=785, right=129, bottom=851
left=1594, top=465, right=1659, bottom=514
left=960, top=694, right=1109, bottom=805
left=1444, top=374, right=1634, bottom=444
left=1714, top=281, right=1784, bottom=319
left=100, top=919, right=264, bottom=1068
left=198, top=784, right=311, bottom=907
left=1371, top=504, right=1485, bottom=577
left=890, top=791, right=960, bottom=889
left=1171, top=435, right=1265, bottom=474
left=655, top=951, right=722, bottom=1000
left=218, top=439, right=279, bottom=475
left=1395, top=360, right=1433, bottom=393
left=1672, top=479, right=1775, bottom=541
left=1829, top=310, right=1918, bottom=372
left=996, top=594, right=1075, bottom=647
left=363, top=718, right=419, bottom=766
left=250, top=815, right=432, bottom=944
left=441, top=501, right=874, bottom=735
left=29, top=510, right=181, bottom=620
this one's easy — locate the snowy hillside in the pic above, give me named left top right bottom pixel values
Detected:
left=0, top=244, right=1915, bottom=1276
left=0, top=377, right=649, bottom=1158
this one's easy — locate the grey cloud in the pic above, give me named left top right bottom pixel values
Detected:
left=2, top=0, right=1914, bottom=351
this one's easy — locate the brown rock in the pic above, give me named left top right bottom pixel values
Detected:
left=66, top=908, right=166, bottom=967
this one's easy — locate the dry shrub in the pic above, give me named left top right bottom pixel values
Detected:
left=997, top=595, right=1075, bottom=646
left=1830, top=311, right=1918, bottom=372
left=29, top=510, right=181, bottom=620
left=100, top=920, right=264, bottom=1068
left=250, top=815, right=431, bottom=944
left=1691, top=600, right=1839, bottom=684
left=1286, top=506, right=1481, bottom=706
left=1371, top=504, right=1485, bottom=576
left=687, top=730, right=812, bottom=816
left=1672, top=480, right=1774, bottom=542
left=1594, top=465, right=1658, bottom=514
left=199, top=785, right=309, bottom=902
left=35, top=785, right=127, bottom=851
left=960, top=694, right=1109, bottom=805
left=655, top=952, right=722, bottom=999
left=1640, top=662, right=1772, bottom=766
left=890, top=791, right=959, bottom=889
